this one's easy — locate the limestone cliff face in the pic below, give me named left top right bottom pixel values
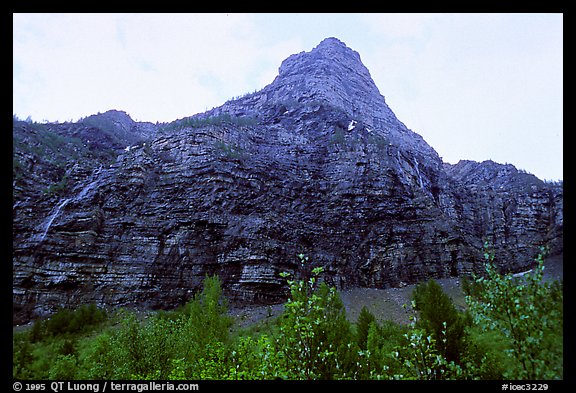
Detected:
left=443, top=160, right=563, bottom=268
left=12, top=38, right=562, bottom=323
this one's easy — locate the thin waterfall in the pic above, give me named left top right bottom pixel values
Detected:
left=35, top=198, right=71, bottom=243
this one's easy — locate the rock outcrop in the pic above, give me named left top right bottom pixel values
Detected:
left=13, top=38, right=562, bottom=324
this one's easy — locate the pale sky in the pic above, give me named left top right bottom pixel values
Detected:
left=13, top=13, right=563, bottom=181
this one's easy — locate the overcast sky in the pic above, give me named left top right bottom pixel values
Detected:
left=13, top=13, right=563, bottom=180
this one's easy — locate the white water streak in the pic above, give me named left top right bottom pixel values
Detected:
left=36, top=198, right=70, bottom=242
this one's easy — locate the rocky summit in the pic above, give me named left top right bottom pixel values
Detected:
left=12, top=38, right=563, bottom=324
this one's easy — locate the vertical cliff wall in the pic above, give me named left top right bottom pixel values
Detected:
left=12, top=38, right=562, bottom=324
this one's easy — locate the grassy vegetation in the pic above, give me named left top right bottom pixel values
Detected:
left=13, top=117, right=119, bottom=199
left=162, top=113, right=259, bottom=132
left=13, top=248, right=562, bottom=380
left=213, top=140, right=248, bottom=161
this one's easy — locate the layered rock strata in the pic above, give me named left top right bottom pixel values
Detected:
left=13, top=38, right=562, bottom=323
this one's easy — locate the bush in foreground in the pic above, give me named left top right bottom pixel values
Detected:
left=13, top=249, right=562, bottom=380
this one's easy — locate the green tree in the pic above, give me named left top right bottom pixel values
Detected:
left=465, top=244, right=563, bottom=379
left=228, top=334, right=285, bottom=379
left=364, top=319, right=407, bottom=379
left=460, top=325, right=513, bottom=379
left=13, top=332, right=34, bottom=379
left=412, top=279, right=468, bottom=363
left=276, top=256, right=354, bottom=379
left=80, top=276, right=233, bottom=380
left=356, top=306, right=377, bottom=350
left=48, top=354, right=78, bottom=379
left=391, top=300, right=464, bottom=380
left=77, top=331, right=119, bottom=379
left=170, top=275, right=233, bottom=379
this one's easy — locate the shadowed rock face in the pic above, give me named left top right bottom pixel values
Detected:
left=12, top=38, right=562, bottom=324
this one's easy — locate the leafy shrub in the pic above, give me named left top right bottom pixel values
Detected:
left=12, top=332, right=34, bottom=379
left=213, top=140, right=247, bottom=160
left=228, top=334, right=285, bottom=379
left=93, top=275, right=234, bottom=380
left=364, top=319, right=407, bottom=379
left=389, top=300, right=464, bottom=380
left=275, top=257, right=354, bottom=379
left=465, top=244, right=563, bottom=379
left=163, top=113, right=259, bottom=132
left=48, top=354, right=78, bottom=379
left=77, top=331, right=118, bottom=379
left=460, top=326, right=513, bottom=379
left=32, top=303, right=107, bottom=340
left=172, top=276, right=233, bottom=379
left=13, top=246, right=562, bottom=381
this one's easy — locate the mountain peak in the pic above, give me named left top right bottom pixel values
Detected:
left=202, top=37, right=437, bottom=165
left=312, top=36, right=358, bottom=57
left=262, top=37, right=397, bottom=128
left=317, top=36, right=345, bottom=46
left=276, top=37, right=364, bottom=86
